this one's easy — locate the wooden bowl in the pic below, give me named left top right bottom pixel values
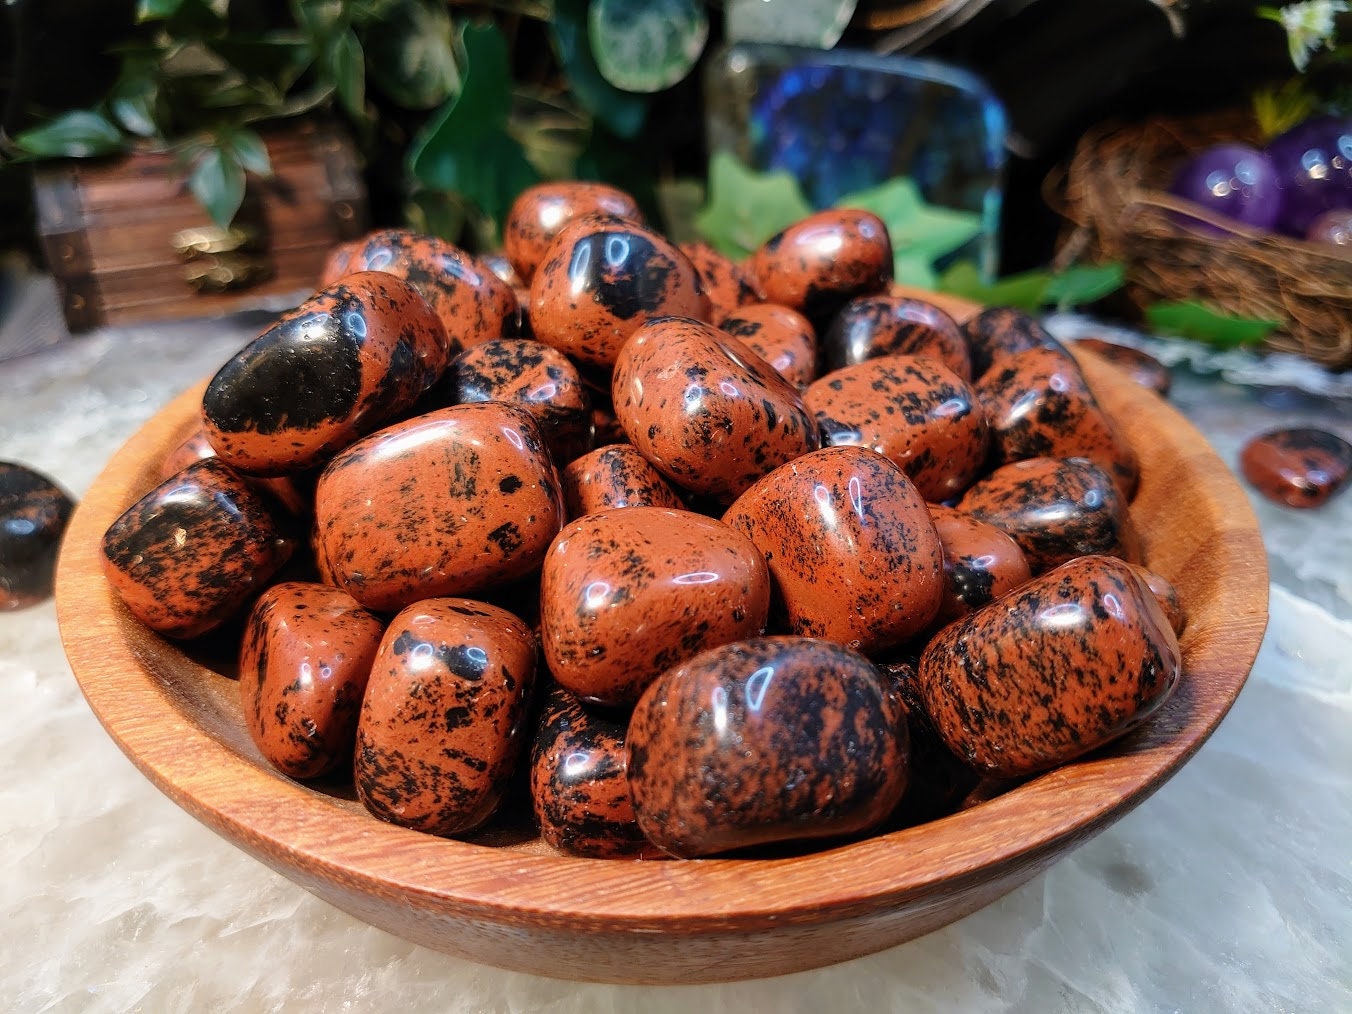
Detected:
left=55, top=334, right=1269, bottom=984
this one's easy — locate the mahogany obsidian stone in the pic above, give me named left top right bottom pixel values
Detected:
left=530, top=684, right=651, bottom=858
left=100, top=458, right=295, bottom=638
left=918, top=555, right=1181, bottom=778
left=529, top=219, right=709, bottom=369
left=821, top=294, right=970, bottom=379
left=748, top=209, right=893, bottom=330
left=0, top=461, right=74, bottom=610
left=355, top=598, right=536, bottom=837
left=957, top=456, right=1140, bottom=574
left=1074, top=338, right=1171, bottom=397
left=202, top=271, right=448, bottom=477
left=1240, top=427, right=1352, bottom=509
left=627, top=636, right=908, bottom=857
left=238, top=581, right=385, bottom=780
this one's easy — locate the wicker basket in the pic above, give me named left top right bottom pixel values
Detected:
left=1050, top=110, right=1352, bottom=371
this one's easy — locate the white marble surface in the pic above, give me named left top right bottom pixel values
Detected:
left=2, top=316, right=1350, bottom=1012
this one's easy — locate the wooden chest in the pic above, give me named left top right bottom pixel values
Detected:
left=33, top=120, right=367, bottom=332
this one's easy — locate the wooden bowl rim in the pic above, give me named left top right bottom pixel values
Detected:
left=55, top=335, right=1270, bottom=935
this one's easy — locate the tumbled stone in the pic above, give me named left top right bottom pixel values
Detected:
left=918, top=555, right=1181, bottom=778
left=101, top=458, right=295, bottom=638
left=0, top=462, right=74, bottom=611
left=1240, top=427, right=1352, bottom=509
left=627, top=636, right=908, bottom=857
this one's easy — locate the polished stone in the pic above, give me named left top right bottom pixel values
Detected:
left=1, top=307, right=1349, bottom=1011
left=0, top=461, right=73, bottom=610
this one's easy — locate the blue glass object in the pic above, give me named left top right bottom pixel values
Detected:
left=705, top=44, right=1008, bottom=278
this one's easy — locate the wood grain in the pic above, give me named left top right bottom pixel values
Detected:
left=55, top=314, right=1269, bottom=983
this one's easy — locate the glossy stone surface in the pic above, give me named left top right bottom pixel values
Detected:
left=822, top=295, right=970, bottom=379
left=1075, top=339, right=1172, bottom=397
left=158, top=427, right=312, bottom=517
left=529, top=218, right=709, bottom=369
left=355, top=598, right=535, bottom=836
left=612, top=316, right=819, bottom=501
left=918, top=555, right=1181, bottom=778
left=962, top=306, right=1062, bottom=380
left=504, top=182, right=643, bottom=283
left=334, top=229, right=519, bottom=350
left=238, top=582, right=385, bottom=780
left=958, top=456, right=1139, bottom=574
left=680, top=240, right=763, bottom=319
left=718, top=303, right=818, bottom=389
left=530, top=684, right=650, bottom=858
left=435, top=338, right=592, bottom=466
left=927, top=504, right=1032, bottom=625
left=977, top=345, right=1139, bottom=499
left=313, top=403, right=563, bottom=612
left=478, top=251, right=523, bottom=288
left=101, top=458, right=295, bottom=638
left=627, top=636, right=908, bottom=857
left=747, top=209, right=893, bottom=328
left=1127, top=563, right=1186, bottom=636
left=202, top=272, right=449, bottom=477
left=1240, top=428, right=1352, bottom=509
left=0, top=462, right=73, bottom=610
left=559, top=444, right=684, bottom=519
left=540, top=507, right=770, bottom=706
left=805, top=355, right=989, bottom=502
left=722, top=445, right=944, bottom=655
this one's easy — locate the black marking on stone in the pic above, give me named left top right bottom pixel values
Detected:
left=203, top=295, right=366, bottom=435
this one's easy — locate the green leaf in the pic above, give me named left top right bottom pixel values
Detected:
left=12, top=111, right=125, bottom=159
left=209, top=33, right=314, bottom=91
left=936, top=261, right=1052, bottom=311
left=364, top=0, right=460, bottom=110
left=1145, top=301, right=1281, bottom=348
left=189, top=145, right=246, bottom=228
left=936, top=260, right=1125, bottom=311
left=291, top=0, right=345, bottom=43
left=408, top=23, right=539, bottom=225
left=136, top=0, right=186, bottom=21
left=1042, top=262, right=1124, bottom=308
left=226, top=128, right=272, bottom=177
left=588, top=0, right=709, bottom=94
left=328, top=30, right=366, bottom=120
left=110, top=74, right=159, bottom=138
left=836, top=176, right=982, bottom=285
left=552, top=0, right=648, bottom=138
left=693, top=150, right=813, bottom=260
left=511, top=104, right=589, bottom=181
left=1251, top=78, right=1319, bottom=141
left=893, top=252, right=938, bottom=290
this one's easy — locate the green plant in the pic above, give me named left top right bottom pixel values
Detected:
left=5, top=0, right=463, bottom=227
left=689, top=152, right=1124, bottom=309
left=1, top=0, right=724, bottom=245
left=1251, top=2, right=1351, bottom=135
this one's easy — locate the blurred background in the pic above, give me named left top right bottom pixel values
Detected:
left=0, top=0, right=1343, bottom=362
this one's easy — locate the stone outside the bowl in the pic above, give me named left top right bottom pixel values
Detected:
left=1240, top=427, right=1352, bottom=509
left=0, top=461, right=74, bottom=610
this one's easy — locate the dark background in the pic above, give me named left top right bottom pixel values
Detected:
left=0, top=0, right=1299, bottom=272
